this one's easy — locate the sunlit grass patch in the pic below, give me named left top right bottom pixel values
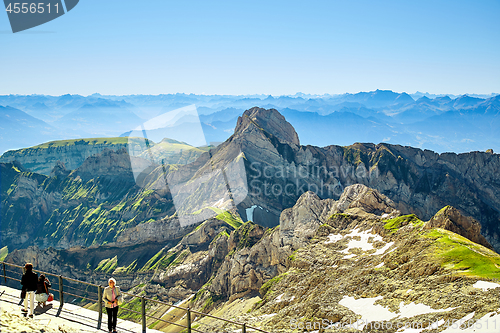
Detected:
left=425, top=228, right=500, bottom=280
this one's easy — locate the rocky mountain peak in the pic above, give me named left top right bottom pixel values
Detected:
left=336, top=184, right=399, bottom=216
left=234, top=107, right=300, bottom=145
left=424, top=205, right=493, bottom=249
left=49, top=161, right=70, bottom=178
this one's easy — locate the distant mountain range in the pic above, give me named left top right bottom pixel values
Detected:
left=1, top=90, right=499, bottom=155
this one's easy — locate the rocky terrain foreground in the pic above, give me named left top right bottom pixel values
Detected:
left=188, top=185, right=500, bottom=332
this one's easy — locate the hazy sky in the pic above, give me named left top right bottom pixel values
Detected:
left=1, top=0, right=499, bottom=95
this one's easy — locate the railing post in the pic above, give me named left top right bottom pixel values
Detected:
left=97, top=285, right=103, bottom=330
left=141, top=296, right=146, bottom=333
left=58, top=275, right=64, bottom=307
left=242, top=323, right=246, bottom=333
left=186, top=308, right=191, bottom=333
left=3, top=263, right=6, bottom=284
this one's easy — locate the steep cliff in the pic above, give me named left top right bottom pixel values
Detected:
left=0, top=138, right=130, bottom=175
left=0, top=137, right=206, bottom=176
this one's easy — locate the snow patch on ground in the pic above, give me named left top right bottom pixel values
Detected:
left=276, top=293, right=295, bottom=303
left=373, top=242, right=395, bottom=255
left=325, top=228, right=394, bottom=257
left=339, top=296, right=456, bottom=330
left=384, top=247, right=397, bottom=255
left=472, top=281, right=500, bottom=291
left=398, top=302, right=455, bottom=318
left=340, top=228, right=382, bottom=253
left=260, top=313, right=277, bottom=319
left=339, top=296, right=395, bottom=329
left=325, top=233, right=343, bottom=243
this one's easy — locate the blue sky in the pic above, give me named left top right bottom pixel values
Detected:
left=1, top=0, right=499, bottom=95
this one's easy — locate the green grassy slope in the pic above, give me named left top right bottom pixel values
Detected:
left=426, top=228, right=500, bottom=279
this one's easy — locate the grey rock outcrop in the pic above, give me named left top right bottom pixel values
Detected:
left=204, top=190, right=342, bottom=301
left=425, top=205, right=492, bottom=249
left=279, top=191, right=335, bottom=248
left=335, top=183, right=399, bottom=215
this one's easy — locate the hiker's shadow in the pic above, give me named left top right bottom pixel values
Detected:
left=34, top=303, right=53, bottom=315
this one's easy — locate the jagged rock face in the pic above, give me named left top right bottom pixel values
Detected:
left=150, top=219, right=232, bottom=291
left=246, top=208, right=500, bottom=333
left=49, top=161, right=71, bottom=178
left=73, top=148, right=139, bottom=181
left=203, top=190, right=349, bottom=302
left=425, top=205, right=492, bottom=249
left=194, top=185, right=498, bottom=319
left=279, top=191, right=335, bottom=248
left=0, top=166, right=62, bottom=248
left=234, top=107, right=300, bottom=146
left=335, top=183, right=399, bottom=215
left=196, top=187, right=500, bottom=333
left=206, top=225, right=279, bottom=300
left=116, top=217, right=188, bottom=246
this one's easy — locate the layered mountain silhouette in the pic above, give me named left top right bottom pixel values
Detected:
left=0, top=105, right=56, bottom=153
left=54, top=99, right=143, bottom=137
left=2, top=91, right=500, bottom=155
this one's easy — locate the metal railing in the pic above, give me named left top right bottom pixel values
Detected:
left=1, top=261, right=269, bottom=333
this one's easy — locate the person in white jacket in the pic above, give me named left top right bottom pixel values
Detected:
left=103, top=278, right=123, bottom=333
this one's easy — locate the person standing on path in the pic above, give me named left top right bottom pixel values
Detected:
left=20, top=263, right=38, bottom=317
left=103, top=278, right=123, bottom=333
